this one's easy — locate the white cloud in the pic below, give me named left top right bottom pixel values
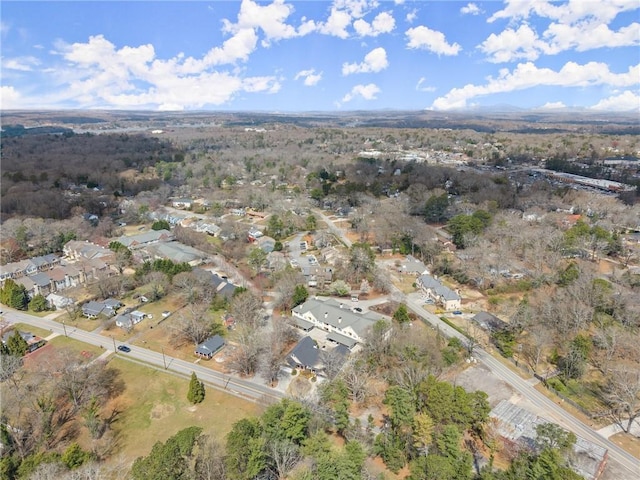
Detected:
left=406, top=26, right=461, bottom=55
left=488, top=0, right=638, bottom=25
left=295, top=69, right=322, bottom=86
left=0, top=85, right=21, bottom=109
left=341, top=83, right=380, bottom=102
left=539, top=101, right=566, bottom=109
left=416, top=77, right=436, bottom=92
left=479, top=24, right=548, bottom=62
left=353, top=11, right=396, bottom=37
left=223, top=0, right=300, bottom=46
left=461, top=3, right=481, bottom=15
left=430, top=61, right=640, bottom=110
left=406, top=10, right=417, bottom=23
left=342, top=47, right=388, bottom=75
left=316, top=0, right=381, bottom=38
left=2, top=56, right=41, bottom=71
left=480, top=21, right=640, bottom=63
left=318, top=6, right=353, bottom=38
left=590, top=90, right=640, bottom=111
left=26, top=32, right=281, bottom=110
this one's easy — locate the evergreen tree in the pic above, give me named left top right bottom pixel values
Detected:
left=6, top=331, right=28, bottom=357
left=393, top=303, right=411, bottom=325
left=291, top=285, right=309, bottom=308
left=187, top=372, right=205, bottom=404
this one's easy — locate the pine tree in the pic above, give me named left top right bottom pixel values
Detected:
left=187, top=372, right=205, bottom=404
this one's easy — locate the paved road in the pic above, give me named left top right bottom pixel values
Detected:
left=403, top=293, right=640, bottom=477
left=4, top=309, right=283, bottom=404
left=317, top=208, right=640, bottom=477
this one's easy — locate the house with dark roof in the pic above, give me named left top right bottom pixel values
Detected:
left=400, top=255, right=428, bottom=276
left=286, top=336, right=349, bottom=375
left=195, top=335, right=225, bottom=359
left=292, top=298, right=387, bottom=348
left=116, top=229, right=174, bottom=250
left=82, top=300, right=118, bottom=319
left=472, top=311, right=509, bottom=333
left=115, top=310, right=145, bottom=329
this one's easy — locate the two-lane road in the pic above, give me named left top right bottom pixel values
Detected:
left=4, top=309, right=283, bottom=404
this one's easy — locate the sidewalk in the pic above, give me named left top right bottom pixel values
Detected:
left=597, top=419, right=640, bottom=439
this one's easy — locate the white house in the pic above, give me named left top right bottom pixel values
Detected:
left=292, top=298, right=387, bottom=349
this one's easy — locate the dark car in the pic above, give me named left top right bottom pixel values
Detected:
left=452, top=310, right=462, bottom=315
left=117, top=345, right=131, bottom=353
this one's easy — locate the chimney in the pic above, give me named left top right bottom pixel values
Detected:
left=324, top=312, right=328, bottom=319
left=338, top=317, right=342, bottom=324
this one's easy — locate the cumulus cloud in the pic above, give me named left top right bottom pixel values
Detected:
left=430, top=61, right=640, bottom=110
left=0, top=85, right=21, bottom=108
left=480, top=20, right=639, bottom=62
left=406, top=26, right=461, bottom=55
left=36, top=33, right=280, bottom=110
left=406, top=10, right=417, bottom=23
left=353, top=11, right=396, bottom=36
left=295, top=69, right=322, bottom=86
left=342, top=47, right=389, bottom=75
left=222, top=0, right=301, bottom=46
left=488, top=0, right=638, bottom=25
left=461, top=3, right=481, bottom=15
left=341, top=83, right=380, bottom=102
left=590, top=90, right=640, bottom=111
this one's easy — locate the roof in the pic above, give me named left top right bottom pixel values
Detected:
left=30, top=272, right=51, bottom=288
left=473, top=311, right=508, bottom=332
left=292, top=297, right=383, bottom=340
left=117, top=229, right=173, bottom=248
left=195, top=335, right=225, bottom=356
left=418, top=273, right=461, bottom=301
left=327, top=331, right=358, bottom=349
left=144, top=241, right=206, bottom=264
left=287, top=336, right=320, bottom=369
left=401, top=255, right=428, bottom=274
left=293, top=317, right=315, bottom=331
left=83, top=301, right=105, bottom=316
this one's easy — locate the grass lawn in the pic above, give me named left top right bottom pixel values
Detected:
left=48, top=335, right=105, bottom=357
left=105, top=357, right=262, bottom=465
left=11, top=322, right=52, bottom=339
left=609, top=431, right=640, bottom=459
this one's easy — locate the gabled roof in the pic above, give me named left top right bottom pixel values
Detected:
left=117, top=229, right=173, bottom=248
left=195, top=335, right=225, bottom=356
left=292, top=298, right=383, bottom=339
left=30, top=272, right=51, bottom=288
left=286, top=336, right=320, bottom=369
left=473, top=311, right=508, bottom=332
left=82, top=301, right=105, bottom=316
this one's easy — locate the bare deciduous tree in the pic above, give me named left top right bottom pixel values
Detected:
left=605, top=367, right=640, bottom=433
left=230, top=290, right=262, bottom=329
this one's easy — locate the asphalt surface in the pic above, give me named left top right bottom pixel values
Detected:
left=4, top=309, right=283, bottom=404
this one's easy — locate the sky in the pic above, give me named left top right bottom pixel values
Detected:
left=1, top=0, right=639, bottom=112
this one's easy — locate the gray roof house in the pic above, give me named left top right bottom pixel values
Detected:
left=286, top=336, right=350, bottom=375
left=117, top=229, right=174, bottom=249
left=292, top=298, right=386, bottom=348
left=115, top=310, right=146, bottom=329
left=400, top=255, right=428, bottom=276
left=195, top=335, right=225, bottom=359
left=472, top=312, right=508, bottom=332
left=417, top=273, right=461, bottom=311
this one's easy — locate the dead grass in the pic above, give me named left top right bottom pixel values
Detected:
left=608, top=432, right=640, bottom=459
left=102, top=357, right=262, bottom=467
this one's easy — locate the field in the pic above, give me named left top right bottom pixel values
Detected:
left=103, top=357, right=263, bottom=465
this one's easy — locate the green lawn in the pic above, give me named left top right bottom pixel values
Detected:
left=106, top=357, right=262, bottom=464
left=11, top=322, right=53, bottom=339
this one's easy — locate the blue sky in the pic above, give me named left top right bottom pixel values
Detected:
left=1, top=0, right=639, bottom=112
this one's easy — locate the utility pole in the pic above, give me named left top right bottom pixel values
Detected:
left=62, top=320, right=68, bottom=337
left=162, top=347, right=167, bottom=369
left=111, top=336, right=116, bottom=352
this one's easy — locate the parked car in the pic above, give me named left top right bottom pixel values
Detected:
left=452, top=310, right=462, bottom=315
left=117, top=345, right=131, bottom=353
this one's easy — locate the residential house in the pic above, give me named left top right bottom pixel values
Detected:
left=82, top=300, right=117, bottom=319
left=15, top=272, right=52, bottom=298
left=63, top=240, right=114, bottom=263
left=142, top=241, right=207, bottom=266
left=116, top=229, right=174, bottom=250
left=256, top=236, right=276, bottom=253
left=194, top=335, right=225, bottom=359
left=417, top=273, right=461, bottom=311
left=472, top=312, right=508, bottom=333
left=291, top=298, right=386, bottom=349
left=400, top=255, right=428, bottom=276
left=115, top=310, right=145, bottom=329
left=1, top=330, right=46, bottom=353
left=266, top=251, right=287, bottom=271
left=285, top=336, right=349, bottom=376
left=172, top=198, right=193, bottom=209
left=46, top=293, right=74, bottom=310
left=247, top=227, right=264, bottom=242
left=490, top=400, right=608, bottom=480
left=301, top=265, right=333, bottom=287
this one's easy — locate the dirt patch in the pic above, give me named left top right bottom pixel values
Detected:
left=150, top=403, right=175, bottom=419
left=287, top=375, right=312, bottom=398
